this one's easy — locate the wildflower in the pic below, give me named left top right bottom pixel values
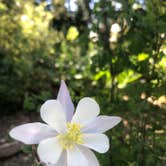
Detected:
left=9, top=80, right=121, bottom=165
left=110, top=23, right=121, bottom=43
left=110, top=23, right=121, bottom=34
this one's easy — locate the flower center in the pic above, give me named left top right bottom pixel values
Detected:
left=58, top=123, right=83, bottom=149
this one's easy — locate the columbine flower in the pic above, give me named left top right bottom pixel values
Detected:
left=9, top=81, right=121, bottom=166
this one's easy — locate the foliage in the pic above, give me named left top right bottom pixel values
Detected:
left=0, top=0, right=166, bottom=165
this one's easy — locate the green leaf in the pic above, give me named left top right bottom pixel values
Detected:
left=21, top=145, right=32, bottom=154
left=117, top=69, right=142, bottom=89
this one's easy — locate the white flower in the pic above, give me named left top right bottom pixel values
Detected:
left=89, top=31, right=98, bottom=42
left=110, top=23, right=121, bottom=33
left=9, top=80, right=121, bottom=166
left=110, top=23, right=121, bottom=43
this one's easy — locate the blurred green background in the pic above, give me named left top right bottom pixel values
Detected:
left=0, top=0, right=166, bottom=165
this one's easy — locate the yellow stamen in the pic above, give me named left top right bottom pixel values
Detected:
left=58, top=123, right=83, bottom=149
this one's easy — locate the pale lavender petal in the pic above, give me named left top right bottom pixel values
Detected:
left=57, top=80, right=74, bottom=122
left=37, top=137, right=63, bottom=164
left=82, top=116, right=121, bottom=133
left=46, top=151, right=67, bottom=166
left=9, top=122, right=57, bottom=145
left=40, top=100, right=66, bottom=133
left=78, top=145, right=100, bottom=166
left=71, top=97, right=100, bottom=126
left=82, top=133, right=109, bottom=153
left=67, top=146, right=88, bottom=166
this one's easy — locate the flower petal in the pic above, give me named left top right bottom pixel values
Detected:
left=37, top=137, right=63, bottom=164
left=82, top=116, right=121, bottom=133
left=82, top=133, right=109, bottom=153
left=9, top=122, right=57, bottom=145
left=46, top=151, right=67, bottom=166
left=57, top=80, right=74, bottom=122
left=78, top=145, right=100, bottom=166
left=72, top=97, right=100, bottom=126
left=40, top=100, right=66, bottom=133
left=67, top=146, right=88, bottom=166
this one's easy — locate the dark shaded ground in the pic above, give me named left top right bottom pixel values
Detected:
left=0, top=112, right=40, bottom=166
left=0, top=153, right=33, bottom=166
